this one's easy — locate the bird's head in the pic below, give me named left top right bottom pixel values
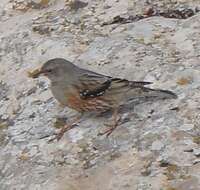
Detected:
left=29, top=58, right=77, bottom=82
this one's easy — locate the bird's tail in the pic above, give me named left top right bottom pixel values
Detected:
left=143, top=88, right=177, bottom=100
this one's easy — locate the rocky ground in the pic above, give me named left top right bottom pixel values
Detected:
left=0, top=0, right=200, bottom=189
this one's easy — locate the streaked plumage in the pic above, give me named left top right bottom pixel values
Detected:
left=30, top=58, right=177, bottom=139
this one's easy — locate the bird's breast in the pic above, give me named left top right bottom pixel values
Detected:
left=50, top=83, right=72, bottom=106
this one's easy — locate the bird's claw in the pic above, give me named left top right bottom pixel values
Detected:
left=98, top=126, right=116, bottom=137
left=47, top=124, right=76, bottom=143
left=98, top=118, right=121, bottom=137
left=47, top=132, right=62, bottom=143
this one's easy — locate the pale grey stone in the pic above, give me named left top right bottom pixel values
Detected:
left=0, top=0, right=200, bottom=189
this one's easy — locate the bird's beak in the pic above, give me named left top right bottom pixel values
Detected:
left=28, top=67, right=44, bottom=78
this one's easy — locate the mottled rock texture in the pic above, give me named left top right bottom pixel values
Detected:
left=0, top=0, right=200, bottom=190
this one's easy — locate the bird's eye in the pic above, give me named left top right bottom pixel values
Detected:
left=46, top=69, right=52, bottom=73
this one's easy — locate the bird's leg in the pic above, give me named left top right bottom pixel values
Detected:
left=48, top=115, right=82, bottom=142
left=98, top=109, right=121, bottom=137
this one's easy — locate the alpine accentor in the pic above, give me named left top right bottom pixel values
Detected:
left=30, top=58, right=177, bottom=140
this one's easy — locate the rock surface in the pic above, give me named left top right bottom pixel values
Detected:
left=0, top=0, right=200, bottom=189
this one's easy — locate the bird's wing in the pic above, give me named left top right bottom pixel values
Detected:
left=78, top=71, right=111, bottom=99
left=112, top=78, right=152, bottom=87
left=78, top=70, right=151, bottom=99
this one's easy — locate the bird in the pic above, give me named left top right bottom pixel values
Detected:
left=29, top=58, right=177, bottom=141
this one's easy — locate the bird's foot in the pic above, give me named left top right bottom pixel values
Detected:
left=48, top=124, right=77, bottom=142
left=98, top=117, right=121, bottom=137
left=48, top=115, right=82, bottom=143
left=98, top=124, right=116, bottom=137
